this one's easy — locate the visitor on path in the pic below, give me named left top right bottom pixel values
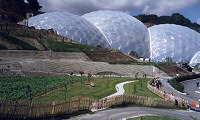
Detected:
left=196, top=81, right=199, bottom=87
left=175, top=99, right=178, bottom=106
left=167, top=79, right=169, bottom=83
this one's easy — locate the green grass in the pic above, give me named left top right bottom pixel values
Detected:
left=0, top=32, right=37, bottom=50
left=124, top=78, right=160, bottom=98
left=33, top=77, right=135, bottom=102
left=1, top=76, right=159, bottom=103
left=0, top=76, right=86, bottom=100
left=127, top=116, right=181, bottom=120
left=0, top=44, right=8, bottom=50
left=47, top=41, right=99, bottom=52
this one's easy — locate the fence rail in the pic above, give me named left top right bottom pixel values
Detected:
left=0, top=96, right=95, bottom=118
left=0, top=93, right=178, bottom=119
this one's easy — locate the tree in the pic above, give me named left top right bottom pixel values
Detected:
left=170, top=13, right=192, bottom=26
left=27, top=0, right=41, bottom=10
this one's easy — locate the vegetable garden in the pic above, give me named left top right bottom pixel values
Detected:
left=0, top=76, right=87, bottom=101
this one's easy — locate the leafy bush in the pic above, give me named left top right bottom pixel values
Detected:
left=0, top=32, right=37, bottom=50
left=169, top=78, right=184, bottom=92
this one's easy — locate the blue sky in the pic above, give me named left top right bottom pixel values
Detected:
left=38, top=0, right=200, bottom=24
left=179, top=3, right=200, bottom=23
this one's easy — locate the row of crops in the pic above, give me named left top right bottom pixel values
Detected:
left=0, top=76, right=87, bottom=101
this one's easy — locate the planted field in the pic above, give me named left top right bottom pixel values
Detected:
left=0, top=76, right=87, bottom=100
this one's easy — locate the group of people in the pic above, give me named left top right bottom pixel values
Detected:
left=151, top=78, right=162, bottom=89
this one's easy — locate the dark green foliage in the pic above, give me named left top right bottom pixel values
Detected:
left=0, top=44, right=8, bottom=50
left=0, top=32, right=37, bottom=50
left=135, top=13, right=200, bottom=33
left=27, top=0, right=42, bottom=10
left=169, top=74, right=200, bottom=92
left=135, top=14, right=158, bottom=23
left=0, top=76, right=87, bottom=100
left=47, top=41, right=99, bottom=52
left=175, top=74, right=200, bottom=82
left=169, top=78, right=184, bottom=92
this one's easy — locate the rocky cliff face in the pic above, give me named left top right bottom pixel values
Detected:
left=0, top=0, right=41, bottom=23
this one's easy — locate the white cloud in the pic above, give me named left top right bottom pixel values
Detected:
left=38, top=0, right=199, bottom=16
left=197, top=18, right=200, bottom=25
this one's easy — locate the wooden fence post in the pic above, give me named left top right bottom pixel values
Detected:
left=51, top=101, right=55, bottom=115
left=68, top=100, right=70, bottom=113
left=28, top=102, right=33, bottom=117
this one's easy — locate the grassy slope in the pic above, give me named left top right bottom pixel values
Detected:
left=124, top=78, right=160, bottom=98
left=47, top=41, right=98, bottom=52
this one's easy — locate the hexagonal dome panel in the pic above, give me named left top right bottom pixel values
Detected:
left=82, top=10, right=150, bottom=58
left=189, top=51, right=200, bottom=67
left=28, top=12, right=110, bottom=48
left=149, top=24, right=200, bottom=62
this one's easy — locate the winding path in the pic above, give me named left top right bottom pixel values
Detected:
left=105, top=81, right=137, bottom=98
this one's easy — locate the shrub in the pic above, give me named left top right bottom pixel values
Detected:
left=169, top=78, right=184, bottom=92
left=169, top=74, right=200, bottom=92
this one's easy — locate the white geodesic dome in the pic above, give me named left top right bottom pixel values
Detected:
left=82, top=10, right=150, bottom=58
left=149, top=24, right=200, bottom=62
left=189, top=51, right=200, bottom=67
left=28, top=12, right=110, bottom=48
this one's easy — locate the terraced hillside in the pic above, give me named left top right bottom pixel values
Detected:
left=0, top=21, right=74, bottom=50
left=0, top=58, right=168, bottom=78
left=155, top=63, right=189, bottom=77
left=84, top=51, right=139, bottom=62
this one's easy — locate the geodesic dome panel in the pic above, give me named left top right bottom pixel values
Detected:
left=189, top=51, right=200, bottom=67
left=82, top=10, right=150, bottom=58
left=149, top=24, right=200, bottom=62
left=28, top=12, right=110, bottom=48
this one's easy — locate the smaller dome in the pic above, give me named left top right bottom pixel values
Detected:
left=28, top=12, right=110, bottom=48
left=149, top=24, right=200, bottom=62
left=189, top=51, right=200, bottom=67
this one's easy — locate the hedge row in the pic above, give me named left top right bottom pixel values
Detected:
left=175, top=74, right=200, bottom=82
left=169, top=74, right=200, bottom=92
left=169, top=78, right=184, bottom=92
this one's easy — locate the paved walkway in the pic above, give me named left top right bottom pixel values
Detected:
left=105, top=81, right=137, bottom=98
left=160, top=76, right=200, bottom=111
left=69, top=107, right=200, bottom=120
left=181, top=79, right=200, bottom=102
